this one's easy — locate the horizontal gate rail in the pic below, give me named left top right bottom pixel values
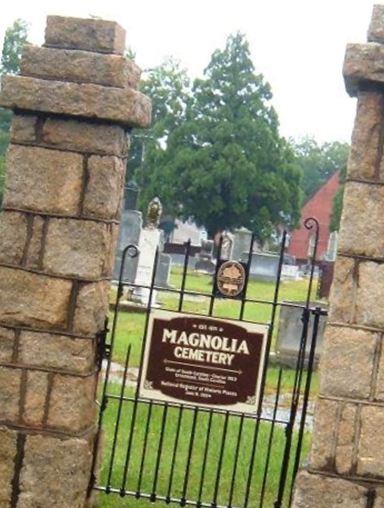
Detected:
left=102, top=393, right=289, bottom=424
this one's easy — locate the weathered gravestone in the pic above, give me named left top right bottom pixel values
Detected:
left=155, top=253, right=172, bottom=288
left=0, top=16, right=150, bottom=508
left=232, top=227, right=252, bottom=261
left=292, top=5, right=384, bottom=506
left=241, top=251, right=280, bottom=281
left=195, top=239, right=215, bottom=274
left=275, top=302, right=327, bottom=368
left=113, top=180, right=142, bottom=282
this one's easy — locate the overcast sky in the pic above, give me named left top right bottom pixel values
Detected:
left=0, top=0, right=379, bottom=143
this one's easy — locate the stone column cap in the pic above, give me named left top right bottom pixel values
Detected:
left=0, top=75, right=151, bottom=128
left=45, top=15, right=126, bottom=55
left=368, top=4, right=384, bottom=44
left=343, top=42, right=384, bottom=97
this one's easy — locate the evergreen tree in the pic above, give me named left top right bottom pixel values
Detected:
left=156, top=33, right=301, bottom=240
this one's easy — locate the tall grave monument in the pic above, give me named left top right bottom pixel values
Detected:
left=133, top=197, right=163, bottom=304
left=292, top=5, right=384, bottom=506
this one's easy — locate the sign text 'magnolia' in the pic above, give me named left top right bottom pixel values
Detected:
left=139, top=310, right=268, bottom=413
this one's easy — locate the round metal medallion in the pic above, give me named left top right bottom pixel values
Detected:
left=216, top=260, right=246, bottom=298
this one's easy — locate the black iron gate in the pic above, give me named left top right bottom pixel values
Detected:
left=91, top=217, right=326, bottom=508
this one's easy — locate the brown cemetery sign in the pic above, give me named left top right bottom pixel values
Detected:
left=139, top=310, right=268, bottom=413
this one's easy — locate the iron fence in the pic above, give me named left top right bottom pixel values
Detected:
left=90, top=217, right=326, bottom=508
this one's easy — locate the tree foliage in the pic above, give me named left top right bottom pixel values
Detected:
left=0, top=19, right=28, bottom=76
left=127, top=57, right=190, bottom=210
left=329, top=158, right=348, bottom=232
left=291, top=137, right=349, bottom=232
left=330, top=184, right=344, bottom=232
left=139, top=33, right=301, bottom=240
left=0, top=19, right=28, bottom=202
left=292, top=137, right=349, bottom=200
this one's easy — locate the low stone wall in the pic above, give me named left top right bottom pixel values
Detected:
left=0, top=15, right=150, bottom=508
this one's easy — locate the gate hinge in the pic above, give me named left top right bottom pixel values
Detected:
left=96, top=317, right=110, bottom=369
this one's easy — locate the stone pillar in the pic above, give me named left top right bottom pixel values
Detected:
left=0, top=16, right=150, bottom=508
left=292, top=5, right=384, bottom=506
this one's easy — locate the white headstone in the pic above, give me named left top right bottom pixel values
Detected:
left=134, top=228, right=161, bottom=305
left=221, top=231, right=234, bottom=260
left=325, top=231, right=338, bottom=262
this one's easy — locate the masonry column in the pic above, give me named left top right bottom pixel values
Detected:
left=292, top=5, right=384, bottom=507
left=0, top=16, right=150, bottom=508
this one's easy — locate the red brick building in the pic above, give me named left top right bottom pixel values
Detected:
left=287, top=172, right=340, bottom=262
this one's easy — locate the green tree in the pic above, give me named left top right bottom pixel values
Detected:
left=330, top=161, right=348, bottom=232
left=0, top=19, right=29, bottom=203
left=0, top=18, right=28, bottom=75
left=330, top=184, right=344, bottom=232
left=149, top=33, right=301, bottom=240
left=127, top=57, right=190, bottom=210
left=292, top=137, right=350, bottom=200
left=292, top=137, right=349, bottom=232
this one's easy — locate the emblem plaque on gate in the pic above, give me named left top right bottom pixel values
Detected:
left=215, top=260, right=247, bottom=299
left=139, top=310, right=268, bottom=413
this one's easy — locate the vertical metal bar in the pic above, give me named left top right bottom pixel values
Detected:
left=166, top=405, right=184, bottom=502
left=239, top=233, right=255, bottom=321
left=88, top=244, right=138, bottom=493
left=259, top=368, right=283, bottom=507
left=304, top=218, right=320, bottom=308
left=227, top=413, right=245, bottom=507
left=274, top=310, right=309, bottom=508
left=270, top=230, right=287, bottom=327
left=121, top=248, right=159, bottom=493
left=243, top=230, right=287, bottom=508
left=212, top=411, right=230, bottom=507
left=208, top=235, right=223, bottom=316
left=289, top=309, right=322, bottom=505
left=291, top=218, right=320, bottom=402
left=197, top=410, right=214, bottom=506
left=103, top=245, right=137, bottom=403
left=136, top=400, right=153, bottom=495
left=289, top=308, right=310, bottom=416
left=105, top=344, right=131, bottom=492
left=274, top=218, right=320, bottom=508
left=180, top=407, right=199, bottom=505
left=151, top=403, right=169, bottom=501
left=179, top=240, right=191, bottom=312
left=288, top=220, right=320, bottom=435
left=135, top=247, right=160, bottom=397
left=290, top=218, right=320, bottom=417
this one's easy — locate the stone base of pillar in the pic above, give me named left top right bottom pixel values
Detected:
left=291, top=470, right=384, bottom=508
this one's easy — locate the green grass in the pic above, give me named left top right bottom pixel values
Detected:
left=95, top=385, right=312, bottom=508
